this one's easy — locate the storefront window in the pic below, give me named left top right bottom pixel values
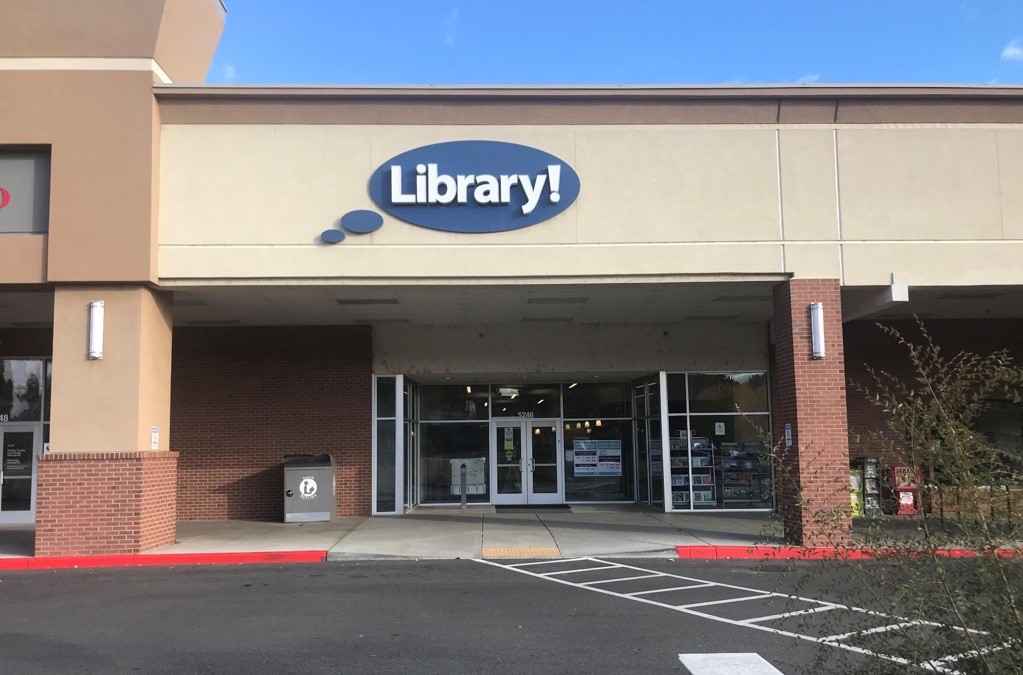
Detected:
left=420, top=385, right=489, bottom=420
left=688, top=414, right=772, bottom=509
left=974, top=400, right=1023, bottom=478
left=420, top=423, right=489, bottom=503
left=376, top=376, right=396, bottom=419
left=666, top=373, right=686, bottom=414
left=374, top=376, right=398, bottom=513
left=0, top=360, right=43, bottom=423
left=44, top=360, right=52, bottom=422
left=688, top=372, right=769, bottom=414
left=376, top=419, right=396, bottom=512
left=491, top=384, right=560, bottom=418
left=563, top=382, right=630, bottom=419
left=564, top=419, right=633, bottom=501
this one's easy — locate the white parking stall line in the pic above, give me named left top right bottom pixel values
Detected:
left=541, top=565, right=622, bottom=576
left=742, top=604, right=840, bottom=624
left=820, top=621, right=921, bottom=643
left=506, top=557, right=592, bottom=568
left=580, top=573, right=664, bottom=586
left=629, top=583, right=716, bottom=596
left=679, top=593, right=776, bottom=610
left=924, top=640, right=1016, bottom=668
left=474, top=556, right=995, bottom=674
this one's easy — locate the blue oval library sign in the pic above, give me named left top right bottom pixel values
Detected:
left=368, top=140, right=580, bottom=233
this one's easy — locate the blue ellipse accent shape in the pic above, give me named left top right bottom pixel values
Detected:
left=341, top=209, right=384, bottom=234
left=321, top=229, right=345, bottom=244
left=368, top=140, right=580, bottom=234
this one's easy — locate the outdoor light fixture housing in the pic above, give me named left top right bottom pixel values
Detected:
left=87, top=300, right=104, bottom=360
left=809, top=302, right=825, bottom=359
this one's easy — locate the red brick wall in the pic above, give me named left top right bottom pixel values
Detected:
left=771, top=279, right=852, bottom=546
left=171, top=326, right=372, bottom=521
left=845, top=318, right=1023, bottom=463
left=35, top=451, right=178, bottom=556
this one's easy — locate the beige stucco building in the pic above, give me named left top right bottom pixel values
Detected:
left=2, top=0, right=1022, bottom=555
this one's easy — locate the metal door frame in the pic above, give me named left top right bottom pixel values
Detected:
left=490, top=417, right=564, bottom=505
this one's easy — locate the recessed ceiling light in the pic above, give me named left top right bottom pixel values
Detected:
left=336, top=298, right=400, bottom=305
left=526, top=297, right=589, bottom=305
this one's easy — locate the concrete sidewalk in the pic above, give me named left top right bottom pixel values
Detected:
left=327, top=506, right=781, bottom=560
left=0, top=507, right=780, bottom=561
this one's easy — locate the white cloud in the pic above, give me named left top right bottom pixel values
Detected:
left=796, top=73, right=821, bottom=84
left=1001, top=39, right=1023, bottom=62
left=443, top=8, right=460, bottom=47
left=222, top=63, right=238, bottom=81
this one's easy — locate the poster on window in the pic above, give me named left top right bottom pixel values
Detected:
left=573, top=439, right=622, bottom=477
left=449, top=457, right=487, bottom=495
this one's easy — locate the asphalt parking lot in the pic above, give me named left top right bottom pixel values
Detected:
left=0, top=559, right=999, bottom=674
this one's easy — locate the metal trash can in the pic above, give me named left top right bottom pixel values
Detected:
left=283, top=454, right=336, bottom=522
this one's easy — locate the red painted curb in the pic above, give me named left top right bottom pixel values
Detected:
left=0, top=550, right=327, bottom=571
left=675, top=545, right=1022, bottom=561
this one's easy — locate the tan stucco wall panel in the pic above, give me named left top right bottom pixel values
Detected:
left=159, top=242, right=785, bottom=281
left=573, top=127, right=779, bottom=243
left=136, top=289, right=172, bottom=452
left=159, top=124, right=784, bottom=278
left=783, top=243, right=842, bottom=279
left=153, top=0, right=225, bottom=83
left=996, top=130, right=1023, bottom=239
left=0, top=0, right=163, bottom=59
left=837, top=128, right=1002, bottom=240
left=842, top=242, right=1023, bottom=286
left=0, top=234, right=47, bottom=284
left=1, top=0, right=223, bottom=83
left=50, top=288, right=143, bottom=452
left=779, top=129, right=838, bottom=240
left=49, top=286, right=172, bottom=453
left=160, top=125, right=376, bottom=246
left=1, top=70, right=159, bottom=283
left=158, top=122, right=1023, bottom=286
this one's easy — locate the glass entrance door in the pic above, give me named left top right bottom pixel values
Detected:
left=1, top=424, right=39, bottom=524
left=526, top=421, right=562, bottom=505
left=492, top=420, right=525, bottom=504
left=490, top=419, right=564, bottom=505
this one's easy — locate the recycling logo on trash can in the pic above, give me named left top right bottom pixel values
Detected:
left=298, top=476, right=318, bottom=500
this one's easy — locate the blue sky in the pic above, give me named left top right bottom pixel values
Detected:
left=208, top=1, right=1023, bottom=86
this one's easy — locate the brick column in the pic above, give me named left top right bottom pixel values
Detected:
left=35, top=452, right=178, bottom=556
left=771, top=279, right=852, bottom=546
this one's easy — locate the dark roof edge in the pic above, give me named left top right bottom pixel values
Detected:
left=153, top=84, right=1023, bottom=100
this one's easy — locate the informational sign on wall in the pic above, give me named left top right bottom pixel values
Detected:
left=573, top=439, right=622, bottom=477
left=322, top=140, right=581, bottom=243
left=369, top=141, right=581, bottom=234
